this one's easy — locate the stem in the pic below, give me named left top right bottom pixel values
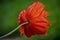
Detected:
left=0, top=22, right=28, bottom=39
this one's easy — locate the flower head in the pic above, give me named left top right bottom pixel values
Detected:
left=18, top=2, right=50, bottom=38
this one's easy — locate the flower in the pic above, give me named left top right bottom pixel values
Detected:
left=18, top=2, right=50, bottom=38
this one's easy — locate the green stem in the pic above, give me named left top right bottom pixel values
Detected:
left=0, top=22, right=28, bottom=39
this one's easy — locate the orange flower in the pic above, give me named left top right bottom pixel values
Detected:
left=18, top=2, right=50, bottom=38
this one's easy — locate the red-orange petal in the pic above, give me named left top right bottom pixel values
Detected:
left=20, top=26, right=24, bottom=36
left=24, top=25, right=33, bottom=37
left=18, top=10, right=27, bottom=24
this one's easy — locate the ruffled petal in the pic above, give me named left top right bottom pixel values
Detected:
left=20, top=26, right=24, bottom=36
left=18, top=10, right=27, bottom=24
left=24, top=25, right=33, bottom=37
left=27, top=2, right=44, bottom=20
left=30, top=24, right=47, bottom=34
left=40, top=10, right=50, bottom=18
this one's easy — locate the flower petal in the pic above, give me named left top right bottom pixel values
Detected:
left=20, top=26, right=24, bottom=36
left=24, top=25, right=33, bottom=37
left=18, top=10, right=27, bottom=24
left=27, top=2, right=44, bottom=20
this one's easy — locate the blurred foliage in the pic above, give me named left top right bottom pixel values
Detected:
left=0, top=0, right=60, bottom=40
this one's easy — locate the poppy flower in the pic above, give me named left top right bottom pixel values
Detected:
left=18, top=2, right=50, bottom=38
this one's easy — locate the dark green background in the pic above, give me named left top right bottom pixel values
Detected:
left=0, top=0, right=60, bottom=40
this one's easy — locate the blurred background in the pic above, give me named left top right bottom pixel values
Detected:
left=0, top=0, right=60, bottom=40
